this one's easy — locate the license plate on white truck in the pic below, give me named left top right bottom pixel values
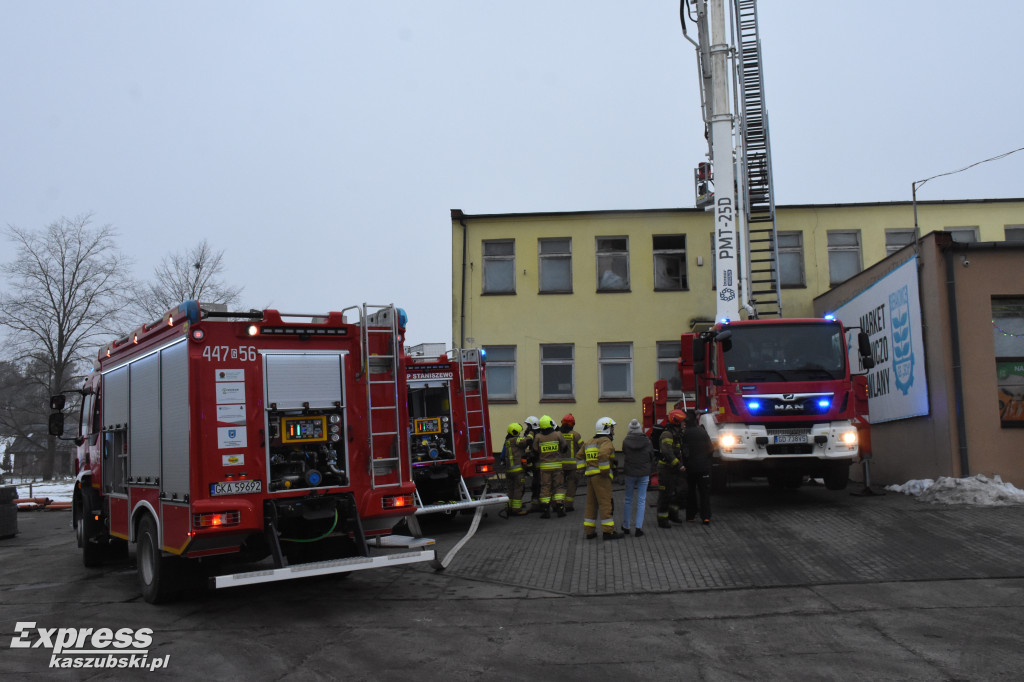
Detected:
left=773, top=434, right=807, bottom=444
left=210, top=480, right=263, bottom=496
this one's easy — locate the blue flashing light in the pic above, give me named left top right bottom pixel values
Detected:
left=719, top=317, right=731, bottom=325
left=479, top=348, right=487, bottom=359
left=746, top=400, right=762, bottom=413
left=817, top=398, right=831, bottom=409
left=823, top=313, right=836, bottom=321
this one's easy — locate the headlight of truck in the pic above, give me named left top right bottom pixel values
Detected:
left=719, top=433, right=737, bottom=450
left=841, top=430, right=857, bottom=446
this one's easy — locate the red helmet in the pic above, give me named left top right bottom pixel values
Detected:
left=667, top=409, right=686, bottom=425
left=561, top=414, right=575, bottom=427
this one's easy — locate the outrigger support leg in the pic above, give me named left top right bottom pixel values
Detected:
left=264, top=505, right=287, bottom=569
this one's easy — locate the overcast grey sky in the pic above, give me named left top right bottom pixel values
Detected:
left=3, top=1, right=1022, bottom=346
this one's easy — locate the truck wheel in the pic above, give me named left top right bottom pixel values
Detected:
left=824, top=462, right=850, bottom=491
left=137, top=515, right=179, bottom=604
left=76, top=488, right=107, bottom=568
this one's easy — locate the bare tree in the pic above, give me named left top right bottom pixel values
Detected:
left=135, top=239, right=244, bottom=319
left=0, top=214, right=133, bottom=479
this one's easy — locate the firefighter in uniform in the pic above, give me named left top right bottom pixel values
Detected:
left=502, top=423, right=532, bottom=516
left=522, top=416, right=544, bottom=513
left=559, top=414, right=584, bottom=512
left=657, top=410, right=687, bottom=529
left=583, top=417, right=622, bottom=540
left=531, top=415, right=568, bottom=518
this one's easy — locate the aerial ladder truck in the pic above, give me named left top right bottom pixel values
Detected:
left=644, top=1, right=874, bottom=490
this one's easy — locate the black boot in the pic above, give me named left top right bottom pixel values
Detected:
left=668, top=511, right=683, bottom=524
left=658, top=518, right=672, bottom=529
left=556, top=504, right=566, bottom=518
left=540, top=504, right=551, bottom=519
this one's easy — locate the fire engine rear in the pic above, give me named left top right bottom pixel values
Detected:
left=404, top=348, right=506, bottom=525
left=50, top=301, right=434, bottom=603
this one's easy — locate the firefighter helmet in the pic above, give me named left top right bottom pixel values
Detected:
left=561, top=414, right=575, bottom=427
left=595, top=417, right=616, bottom=435
left=667, top=409, right=686, bottom=425
left=507, top=422, right=523, bottom=437
left=539, top=415, right=555, bottom=430
left=524, top=416, right=540, bottom=431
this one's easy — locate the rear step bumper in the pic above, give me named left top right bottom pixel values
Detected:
left=212, top=547, right=436, bottom=590
left=414, top=492, right=509, bottom=516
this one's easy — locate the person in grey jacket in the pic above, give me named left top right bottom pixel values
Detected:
left=620, top=419, right=655, bottom=537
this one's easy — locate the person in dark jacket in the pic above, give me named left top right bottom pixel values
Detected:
left=682, top=410, right=714, bottom=524
left=620, top=419, right=655, bottom=537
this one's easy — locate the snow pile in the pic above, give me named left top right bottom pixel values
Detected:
left=886, top=474, right=1024, bottom=506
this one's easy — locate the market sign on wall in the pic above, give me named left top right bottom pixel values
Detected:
left=834, top=255, right=929, bottom=424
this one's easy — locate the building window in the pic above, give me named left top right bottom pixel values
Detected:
left=1004, top=225, right=1024, bottom=242
left=945, top=226, right=979, bottom=243
left=777, top=231, right=805, bottom=288
left=598, top=343, right=633, bottom=399
left=885, top=229, right=916, bottom=255
left=993, top=298, right=1024, bottom=428
left=483, top=345, right=516, bottom=401
left=653, top=235, right=687, bottom=291
left=482, top=239, right=515, bottom=294
left=827, top=230, right=862, bottom=285
left=540, top=344, right=574, bottom=400
left=538, top=238, right=572, bottom=293
left=596, top=237, right=629, bottom=291
left=657, top=341, right=682, bottom=397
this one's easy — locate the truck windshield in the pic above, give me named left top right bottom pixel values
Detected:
left=722, top=323, right=846, bottom=382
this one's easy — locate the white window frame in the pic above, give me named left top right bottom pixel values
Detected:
left=598, top=342, right=633, bottom=399
left=596, top=236, right=630, bottom=292
left=656, top=341, right=683, bottom=398
left=482, top=345, right=517, bottom=401
left=538, top=238, right=572, bottom=293
left=652, top=234, right=687, bottom=291
left=945, top=226, right=979, bottom=243
left=482, top=239, right=515, bottom=294
left=540, top=344, right=575, bottom=400
left=885, top=228, right=917, bottom=255
left=1005, top=225, right=1024, bottom=242
left=827, top=230, right=862, bottom=286
left=777, top=231, right=805, bottom=288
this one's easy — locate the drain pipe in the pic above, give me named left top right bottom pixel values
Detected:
left=943, top=245, right=970, bottom=476
left=456, top=210, right=469, bottom=349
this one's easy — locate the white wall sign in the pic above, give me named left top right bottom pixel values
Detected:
left=834, top=256, right=929, bottom=423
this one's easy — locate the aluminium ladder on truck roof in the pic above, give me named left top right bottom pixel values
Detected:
left=457, top=348, right=489, bottom=462
left=358, top=304, right=405, bottom=490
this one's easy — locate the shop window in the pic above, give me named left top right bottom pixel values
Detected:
left=993, top=298, right=1024, bottom=427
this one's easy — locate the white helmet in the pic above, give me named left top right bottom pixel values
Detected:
left=595, top=417, right=616, bottom=435
left=524, top=416, right=540, bottom=431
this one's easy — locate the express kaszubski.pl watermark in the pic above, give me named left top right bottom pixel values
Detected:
left=10, top=622, right=170, bottom=671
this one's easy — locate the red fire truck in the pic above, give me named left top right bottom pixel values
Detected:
left=49, top=301, right=435, bottom=603
left=404, top=348, right=507, bottom=533
left=644, top=318, right=873, bottom=490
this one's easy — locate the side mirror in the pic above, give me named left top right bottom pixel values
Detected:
left=715, top=330, right=733, bottom=342
left=50, top=394, right=66, bottom=411
left=48, top=412, right=65, bottom=437
left=857, top=331, right=875, bottom=369
left=857, top=332, right=871, bottom=358
left=691, top=338, right=705, bottom=363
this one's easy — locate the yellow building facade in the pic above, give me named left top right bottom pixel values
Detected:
left=451, top=199, right=1024, bottom=451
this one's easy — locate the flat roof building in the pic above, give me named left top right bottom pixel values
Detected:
left=451, top=199, right=1024, bottom=484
